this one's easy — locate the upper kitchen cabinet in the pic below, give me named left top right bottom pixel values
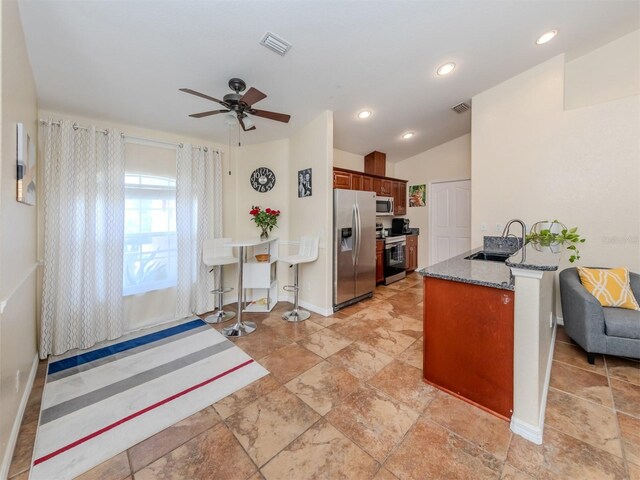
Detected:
left=373, top=178, right=392, bottom=196
left=333, top=167, right=407, bottom=213
left=364, top=151, right=386, bottom=177
left=351, top=173, right=363, bottom=191
left=393, top=181, right=407, bottom=216
left=333, top=170, right=352, bottom=189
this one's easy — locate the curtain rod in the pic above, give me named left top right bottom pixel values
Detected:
left=38, top=119, right=222, bottom=153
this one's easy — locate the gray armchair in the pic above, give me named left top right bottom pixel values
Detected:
left=559, top=268, right=640, bottom=363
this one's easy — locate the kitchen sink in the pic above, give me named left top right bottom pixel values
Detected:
left=464, top=251, right=511, bottom=262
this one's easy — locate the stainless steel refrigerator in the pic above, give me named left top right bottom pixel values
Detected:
left=333, top=189, right=376, bottom=310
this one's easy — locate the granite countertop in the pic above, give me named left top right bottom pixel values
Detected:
left=505, top=243, right=561, bottom=271
left=418, top=243, right=560, bottom=291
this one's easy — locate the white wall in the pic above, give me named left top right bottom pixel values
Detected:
left=290, top=111, right=333, bottom=313
left=565, top=30, right=640, bottom=110
left=333, top=148, right=362, bottom=171
left=232, top=139, right=290, bottom=239
left=472, top=36, right=640, bottom=315
left=228, top=138, right=291, bottom=307
left=393, top=134, right=471, bottom=267
left=0, top=0, right=39, bottom=474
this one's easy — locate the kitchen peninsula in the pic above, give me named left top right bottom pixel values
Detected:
left=419, top=244, right=560, bottom=444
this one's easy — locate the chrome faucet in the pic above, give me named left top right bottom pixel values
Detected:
left=501, top=219, right=526, bottom=263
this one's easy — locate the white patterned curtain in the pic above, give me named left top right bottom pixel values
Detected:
left=40, top=120, right=125, bottom=358
left=175, top=146, right=222, bottom=317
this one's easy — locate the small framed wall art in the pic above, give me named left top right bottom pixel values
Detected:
left=16, top=123, right=36, bottom=205
left=409, top=184, right=426, bottom=207
left=298, top=168, right=312, bottom=197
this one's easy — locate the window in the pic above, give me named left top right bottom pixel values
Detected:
left=123, top=174, right=177, bottom=295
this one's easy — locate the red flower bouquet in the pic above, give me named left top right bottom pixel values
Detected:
left=250, top=206, right=280, bottom=239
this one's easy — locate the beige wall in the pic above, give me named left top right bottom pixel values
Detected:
left=333, top=148, right=362, bottom=171
left=227, top=138, right=291, bottom=306
left=565, top=30, right=640, bottom=110
left=0, top=0, right=39, bottom=474
left=232, top=139, right=290, bottom=240
left=393, top=134, right=471, bottom=267
left=290, top=111, right=333, bottom=312
left=472, top=45, right=640, bottom=315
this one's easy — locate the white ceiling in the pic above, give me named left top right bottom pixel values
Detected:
left=18, top=0, right=639, bottom=163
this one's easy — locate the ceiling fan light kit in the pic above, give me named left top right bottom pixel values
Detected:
left=180, top=78, right=291, bottom=131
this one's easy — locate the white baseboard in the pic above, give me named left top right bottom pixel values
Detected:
left=555, top=314, right=564, bottom=326
left=510, top=417, right=543, bottom=445
left=278, top=294, right=333, bottom=317
left=1, top=354, right=39, bottom=479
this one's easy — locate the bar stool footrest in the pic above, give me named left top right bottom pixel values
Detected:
left=283, top=285, right=298, bottom=293
left=211, top=286, right=234, bottom=295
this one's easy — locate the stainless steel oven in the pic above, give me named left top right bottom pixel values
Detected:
left=384, top=235, right=406, bottom=284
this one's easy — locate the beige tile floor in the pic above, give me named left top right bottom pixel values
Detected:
left=8, top=273, right=640, bottom=479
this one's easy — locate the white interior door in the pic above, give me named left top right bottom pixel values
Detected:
left=429, top=180, right=471, bottom=265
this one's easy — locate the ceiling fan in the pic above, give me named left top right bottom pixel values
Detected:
left=180, top=78, right=291, bottom=131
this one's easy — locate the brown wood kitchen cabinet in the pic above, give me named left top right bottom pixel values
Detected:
left=333, top=170, right=351, bottom=189
left=333, top=168, right=406, bottom=203
left=423, top=277, right=514, bottom=420
left=393, top=181, right=407, bottom=215
left=362, top=175, right=372, bottom=192
left=365, top=151, right=386, bottom=176
left=406, top=234, right=418, bottom=271
left=351, top=173, right=363, bottom=191
left=376, top=240, right=384, bottom=284
left=373, top=178, right=392, bottom=196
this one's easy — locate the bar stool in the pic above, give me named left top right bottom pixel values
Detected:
left=280, top=236, right=320, bottom=322
left=202, top=238, right=236, bottom=324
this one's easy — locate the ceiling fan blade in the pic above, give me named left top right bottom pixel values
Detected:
left=251, top=109, right=291, bottom=123
left=240, top=87, right=267, bottom=107
left=189, top=110, right=229, bottom=118
left=179, top=88, right=227, bottom=107
left=239, top=117, right=256, bottom=132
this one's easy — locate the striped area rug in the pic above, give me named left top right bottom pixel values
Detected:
left=30, top=318, right=268, bottom=480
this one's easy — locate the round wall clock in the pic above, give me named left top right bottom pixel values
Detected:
left=250, top=167, right=276, bottom=193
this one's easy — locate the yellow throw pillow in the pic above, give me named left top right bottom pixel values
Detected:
left=577, top=267, right=640, bottom=310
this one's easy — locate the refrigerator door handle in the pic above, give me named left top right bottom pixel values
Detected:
left=351, top=204, right=357, bottom=265
left=355, top=203, right=362, bottom=265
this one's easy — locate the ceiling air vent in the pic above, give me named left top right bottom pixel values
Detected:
left=451, top=102, right=471, bottom=114
left=260, top=32, right=292, bottom=56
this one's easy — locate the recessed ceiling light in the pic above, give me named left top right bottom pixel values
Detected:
left=437, top=62, right=456, bottom=76
left=357, top=110, right=372, bottom=119
left=536, top=30, right=558, bottom=45
left=401, top=132, right=415, bottom=140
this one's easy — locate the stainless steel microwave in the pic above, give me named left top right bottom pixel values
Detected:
left=375, top=196, right=394, bottom=216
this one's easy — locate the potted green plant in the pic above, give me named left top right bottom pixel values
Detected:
left=526, top=220, right=585, bottom=263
